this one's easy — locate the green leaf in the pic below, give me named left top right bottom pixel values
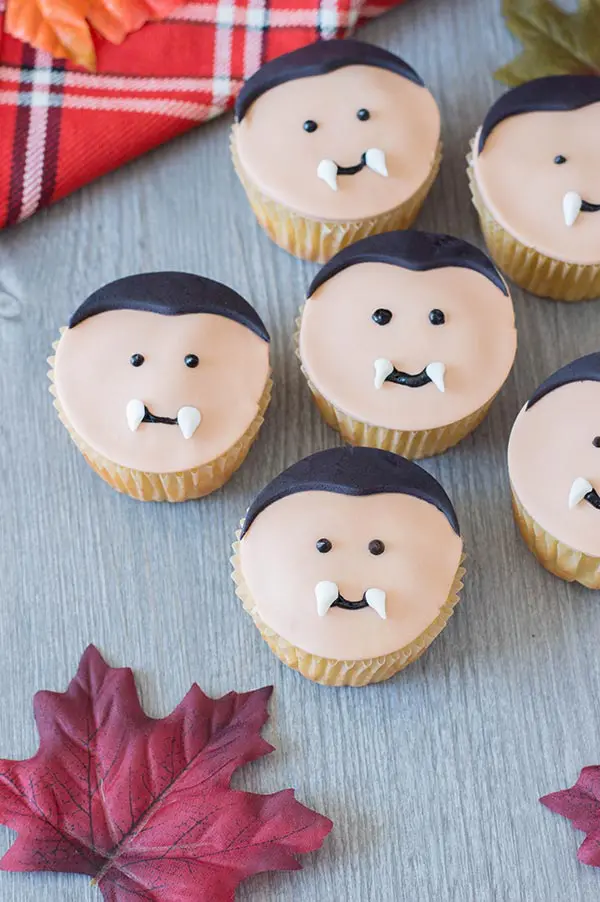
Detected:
left=495, top=0, right=600, bottom=86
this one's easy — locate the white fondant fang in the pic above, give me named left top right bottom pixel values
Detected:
left=426, top=361, right=446, bottom=393
left=365, top=587, right=387, bottom=619
left=563, top=191, right=582, bottom=227
left=126, top=399, right=145, bottom=432
left=315, top=580, right=339, bottom=617
left=365, top=148, right=388, bottom=177
left=317, top=159, right=338, bottom=192
left=568, top=476, right=593, bottom=509
left=177, top=406, right=202, bottom=439
left=374, top=358, right=394, bottom=390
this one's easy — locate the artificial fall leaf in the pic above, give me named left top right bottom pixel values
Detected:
left=86, top=0, right=186, bottom=46
left=495, top=0, right=600, bottom=86
left=0, top=646, right=332, bottom=900
left=6, top=0, right=96, bottom=70
left=5, top=0, right=185, bottom=71
left=541, top=766, right=600, bottom=867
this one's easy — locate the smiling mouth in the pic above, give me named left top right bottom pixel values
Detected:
left=568, top=477, right=600, bottom=510
left=373, top=359, right=446, bottom=392
left=336, top=154, right=367, bottom=177
left=332, top=595, right=369, bottom=610
left=317, top=149, right=388, bottom=191
left=315, top=581, right=386, bottom=619
left=563, top=192, right=600, bottom=226
left=142, top=409, right=178, bottom=426
left=126, top=399, right=201, bottom=439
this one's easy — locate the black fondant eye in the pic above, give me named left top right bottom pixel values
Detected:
left=372, top=308, right=392, bottom=325
left=130, top=353, right=145, bottom=367
left=593, top=437, right=600, bottom=448
left=357, top=108, right=370, bottom=121
left=554, top=155, right=567, bottom=164
left=316, top=538, right=332, bottom=553
left=303, top=119, right=318, bottom=133
left=185, top=354, right=199, bottom=368
left=368, top=539, right=385, bottom=555
left=429, top=309, right=445, bottom=325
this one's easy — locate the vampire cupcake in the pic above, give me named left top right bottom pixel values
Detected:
left=297, top=230, right=516, bottom=458
left=49, top=272, right=271, bottom=501
left=232, top=447, right=464, bottom=686
left=231, top=39, right=441, bottom=263
left=508, top=353, right=600, bottom=587
left=469, top=75, right=600, bottom=301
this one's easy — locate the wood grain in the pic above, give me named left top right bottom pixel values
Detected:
left=1, top=0, right=600, bottom=898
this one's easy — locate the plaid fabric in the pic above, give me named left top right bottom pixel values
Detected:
left=0, top=0, right=403, bottom=228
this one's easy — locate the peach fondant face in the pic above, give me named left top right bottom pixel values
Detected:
left=474, top=103, right=600, bottom=265
left=234, top=65, right=440, bottom=222
left=299, top=262, right=516, bottom=431
left=509, top=380, right=600, bottom=559
left=54, top=309, right=270, bottom=474
left=239, top=490, right=463, bottom=660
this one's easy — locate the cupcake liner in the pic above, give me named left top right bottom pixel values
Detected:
left=467, top=144, right=600, bottom=302
left=232, top=532, right=466, bottom=686
left=48, top=339, right=272, bottom=502
left=511, top=485, right=600, bottom=589
left=295, top=313, right=493, bottom=458
left=232, top=131, right=442, bottom=264
left=307, top=379, right=494, bottom=458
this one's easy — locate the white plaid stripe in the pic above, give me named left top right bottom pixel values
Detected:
left=19, top=50, right=53, bottom=221
left=0, top=90, right=221, bottom=120
left=213, top=0, right=234, bottom=101
left=0, top=67, right=217, bottom=94
left=317, top=0, right=340, bottom=37
left=243, top=0, right=268, bottom=79
left=346, top=0, right=363, bottom=31
left=169, top=2, right=220, bottom=20
left=169, top=2, right=367, bottom=25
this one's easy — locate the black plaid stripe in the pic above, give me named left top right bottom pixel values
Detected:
left=5, top=52, right=66, bottom=224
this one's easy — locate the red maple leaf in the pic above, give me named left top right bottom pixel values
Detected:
left=541, top=766, right=600, bottom=867
left=0, top=646, right=332, bottom=900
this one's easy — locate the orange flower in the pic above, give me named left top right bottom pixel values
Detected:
left=6, top=0, right=185, bottom=71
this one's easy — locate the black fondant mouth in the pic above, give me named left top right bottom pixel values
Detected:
left=336, top=153, right=367, bottom=177
left=331, top=593, right=369, bottom=611
left=585, top=488, right=600, bottom=509
left=142, top=406, right=178, bottom=426
left=581, top=200, right=600, bottom=213
left=385, top=366, right=432, bottom=388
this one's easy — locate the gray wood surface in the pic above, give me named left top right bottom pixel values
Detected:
left=1, top=0, right=599, bottom=898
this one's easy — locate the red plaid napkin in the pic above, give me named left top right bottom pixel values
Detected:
left=0, top=0, right=402, bottom=229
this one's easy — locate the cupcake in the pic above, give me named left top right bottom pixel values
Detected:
left=232, top=39, right=441, bottom=263
left=297, top=231, right=517, bottom=458
left=49, top=272, right=271, bottom=501
left=469, top=75, right=600, bottom=301
left=232, top=447, right=465, bottom=686
left=508, top=353, right=600, bottom=587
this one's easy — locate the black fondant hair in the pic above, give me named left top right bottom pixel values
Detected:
left=527, top=352, right=600, bottom=409
left=69, top=272, right=270, bottom=342
left=240, top=446, right=460, bottom=537
left=235, top=39, right=424, bottom=122
left=478, top=75, right=600, bottom=153
left=307, top=230, right=508, bottom=297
